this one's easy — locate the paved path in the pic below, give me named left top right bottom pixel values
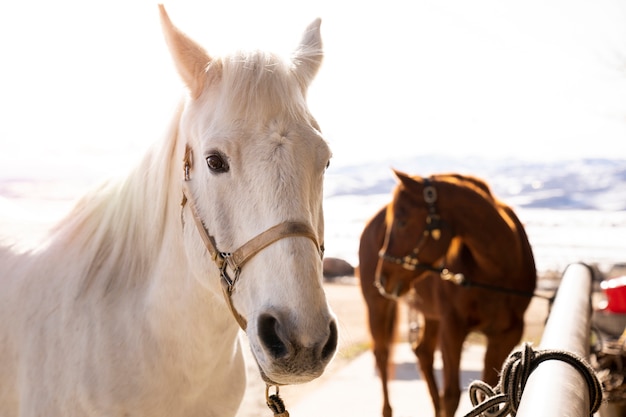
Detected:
left=287, top=342, right=485, bottom=417
left=238, top=280, right=549, bottom=417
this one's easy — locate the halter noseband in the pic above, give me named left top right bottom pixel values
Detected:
left=180, top=151, right=324, bottom=331
left=378, top=178, right=462, bottom=284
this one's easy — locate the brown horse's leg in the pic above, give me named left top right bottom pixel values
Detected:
left=412, top=317, right=441, bottom=417
left=368, top=297, right=398, bottom=417
left=439, top=318, right=467, bottom=417
left=483, top=321, right=524, bottom=386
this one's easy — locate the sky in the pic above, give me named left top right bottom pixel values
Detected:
left=0, top=0, right=625, bottom=182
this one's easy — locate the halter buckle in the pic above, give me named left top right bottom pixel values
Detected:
left=402, top=255, right=419, bottom=271
left=440, top=268, right=465, bottom=285
left=219, top=253, right=240, bottom=292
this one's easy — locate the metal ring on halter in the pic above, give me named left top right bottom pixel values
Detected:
left=265, top=384, right=280, bottom=403
left=219, top=253, right=240, bottom=291
left=423, top=184, right=437, bottom=204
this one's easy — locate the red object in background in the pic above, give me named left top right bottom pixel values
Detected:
left=601, top=276, right=626, bottom=313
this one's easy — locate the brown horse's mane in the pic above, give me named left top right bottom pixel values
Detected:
left=435, top=173, right=526, bottom=267
left=399, top=171, right=496, bottom=204
left=430, top=173, right=494, bottom=200
left=429, top=173, right=522, bottom=232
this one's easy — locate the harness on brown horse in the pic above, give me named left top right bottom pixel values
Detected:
left=378, top=178, right=463, bottom=283
left=378, top=178, right=537, bottom=298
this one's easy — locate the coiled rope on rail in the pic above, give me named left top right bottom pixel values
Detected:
left=463, top=342, right=603, bottom=417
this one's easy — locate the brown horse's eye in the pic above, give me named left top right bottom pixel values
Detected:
left=206, top=153, right=229, bottom=173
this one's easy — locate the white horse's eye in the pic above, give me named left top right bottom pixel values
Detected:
left=206, top=153, right=229, bottom=173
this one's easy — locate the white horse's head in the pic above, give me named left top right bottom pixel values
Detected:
left=159, top=6, right=337, bottom=385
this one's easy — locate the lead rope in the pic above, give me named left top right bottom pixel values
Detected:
left=463, top=343, right=602, bottom=417
left=266, top=385, right=290, bottom=417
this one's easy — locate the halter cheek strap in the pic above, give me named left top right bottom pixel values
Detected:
left=378, top=178, right=443, bottom=272
left=180, top=176, right=324, bottom=331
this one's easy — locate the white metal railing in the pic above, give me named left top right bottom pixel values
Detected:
left=516, top=262, right=594, bottom=416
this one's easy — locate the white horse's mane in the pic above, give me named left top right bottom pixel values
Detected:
left=32, top=104, right=182, bottom=297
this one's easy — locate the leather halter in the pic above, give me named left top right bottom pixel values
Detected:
left=378, top=178, right=462, bottom=284
left=180, top=151, right=324, bottom=331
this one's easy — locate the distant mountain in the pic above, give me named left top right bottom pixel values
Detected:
left=325, top=156, right=626, bottom=211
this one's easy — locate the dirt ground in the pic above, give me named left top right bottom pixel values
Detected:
left=237, top=277, right=551, bottom=417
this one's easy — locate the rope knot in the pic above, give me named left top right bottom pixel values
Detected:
left=464, top=343, right=602, bottom=417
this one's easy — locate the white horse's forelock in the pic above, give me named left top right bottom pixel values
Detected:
left=206, top=50, right=313, bottom=123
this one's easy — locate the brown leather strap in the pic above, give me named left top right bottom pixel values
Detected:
left=183, top=183, right=222, bottom=264
left=220, top=279, right=249, bottom=330
left=181, top=182, right=323, bottom=331
left=230, top=221, right=322, bottom=268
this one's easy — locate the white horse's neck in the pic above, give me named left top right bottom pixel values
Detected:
left=2, top=106, right=246, bottom=416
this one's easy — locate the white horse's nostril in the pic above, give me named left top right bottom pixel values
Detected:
left=257, top=312, right=338, bottom=363
left=320, top=320, right=338, bottom=360
left=258, top=313, right=289, bottom=359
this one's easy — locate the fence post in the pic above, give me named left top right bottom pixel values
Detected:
left=516, top=262, right=593, bottom=417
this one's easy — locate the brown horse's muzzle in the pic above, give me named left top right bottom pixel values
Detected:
left=375, top=264, right=413, bottom=300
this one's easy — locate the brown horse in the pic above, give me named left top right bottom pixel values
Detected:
left=358, top=171, right=536, bottom=417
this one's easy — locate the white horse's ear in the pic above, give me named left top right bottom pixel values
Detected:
left=159, top=4, right=212, bottom=99
left=291, top=18, right=323, bottom=89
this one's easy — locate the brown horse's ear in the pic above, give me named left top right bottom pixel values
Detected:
left=392, top=169, right=416, bottom=188
left=159, top=5, right=212, bottom=99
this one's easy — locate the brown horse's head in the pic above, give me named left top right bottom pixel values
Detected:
left=375, top=170, right=454, bottom=299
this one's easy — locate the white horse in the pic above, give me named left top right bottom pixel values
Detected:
left=0, top=6, right=337, bottom=417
